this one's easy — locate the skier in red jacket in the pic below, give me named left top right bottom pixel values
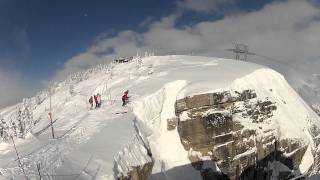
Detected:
left=122, top=90, right=129, bottom=106
left=94, top=95, right=98, bottom=108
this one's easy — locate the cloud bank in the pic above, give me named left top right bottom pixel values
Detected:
left=0, top=67, right=29, bottom=108
left=0, top=25, right=32, bottom=109
left=56, top=0, right=320, bottom=83
left=2, top=0, right=319, bottom=109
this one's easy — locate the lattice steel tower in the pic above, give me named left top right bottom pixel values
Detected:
left=227, top=43, right=255, bottom=61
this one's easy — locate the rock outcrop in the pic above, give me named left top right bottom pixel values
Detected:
left=114, top=135, right=153, bottom=180
left=175, top=90, right=308, bottom=179
left=117, top=162, right=153, bottom=180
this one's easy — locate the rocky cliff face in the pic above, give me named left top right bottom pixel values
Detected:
left=174, top=90, right=310, bottom=179
left=117, top=162, right=153, bottom=180
left=114, top=135, right=154, bottom=180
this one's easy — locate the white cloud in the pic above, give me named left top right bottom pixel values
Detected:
left=0, top=67, right=29, bottom=108
left=53, top=30, right=145, bottom=81
left=55, top=0, right=320, bottom=84
left=139, top=16, right=156, bottom=28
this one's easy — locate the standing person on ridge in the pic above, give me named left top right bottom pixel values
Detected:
left=122, top=90, right=130, bottom=106
left=89, top=96, right=94, bottom=109
left=94, top=94, right=98, bottom=108
left=97, top=93, right=101, bottom=108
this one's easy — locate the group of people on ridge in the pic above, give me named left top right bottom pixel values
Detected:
left=89, top=93, right=102, bottom=109
left=88, top=90, right=130, bottom=109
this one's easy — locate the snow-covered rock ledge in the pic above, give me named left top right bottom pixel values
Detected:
left=113, top=135, right=153, bottom=180
left=172, top=69, right=320, bottom=179
left=113, top=62, right=320, bottom=179
left=176, top=90, right=309, bottom=179
left=1, top=55, right=319, bottom=179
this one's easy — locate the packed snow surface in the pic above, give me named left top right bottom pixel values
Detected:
left=0, top=55, right=319, bottom=179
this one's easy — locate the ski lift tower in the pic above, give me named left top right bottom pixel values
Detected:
left=227, top=43, right=255, bottom=61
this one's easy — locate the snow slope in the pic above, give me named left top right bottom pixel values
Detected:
left=0, top=55, right=319, bottom=179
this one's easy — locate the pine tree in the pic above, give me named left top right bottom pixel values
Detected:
left=0, top=118, right=5, bottom=140
left=16, top=99, right=34, bottom=138
left=0, top=119, right=9, bottom=141
left=17, top=109, right=24, bottom=137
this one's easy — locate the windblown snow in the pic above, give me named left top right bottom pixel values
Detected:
left=0, top=55, right=319, bottom=179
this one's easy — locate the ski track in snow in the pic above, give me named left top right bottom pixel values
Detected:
left=1, top=107, right=120, bottom=179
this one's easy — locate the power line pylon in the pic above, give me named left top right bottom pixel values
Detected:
left=227, top=43, right=255, bottom=61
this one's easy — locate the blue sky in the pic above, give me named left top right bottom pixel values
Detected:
left=0, top=0, right=272, bottom=83
left=0, top=0, right=174, bottom=82
left=1, top=0, right=320, bottom=107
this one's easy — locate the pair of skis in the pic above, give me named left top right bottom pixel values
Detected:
left=115, top=101, right=132, bottom=115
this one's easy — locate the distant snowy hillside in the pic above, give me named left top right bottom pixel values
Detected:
left=298, top=80, right=320, bottom=117
left=286, top=70, right=320, bottom=117
left=0, top=55, right=319, bottom=180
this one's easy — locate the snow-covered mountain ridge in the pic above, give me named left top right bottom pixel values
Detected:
left=0, top=55, right=319, bottom=179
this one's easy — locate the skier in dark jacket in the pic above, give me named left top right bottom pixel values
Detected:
left=122, top=90, right=129, bottom=106
left=97, top=93, right=101, bottom=108
left=89, top=96, right=94, bottom=109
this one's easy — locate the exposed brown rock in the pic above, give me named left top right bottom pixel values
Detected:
left=167, top=117, right=178, bottom=131
left=118, top=162, right=153, bottom=180
left=175, top=90, right=308, bottom=180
